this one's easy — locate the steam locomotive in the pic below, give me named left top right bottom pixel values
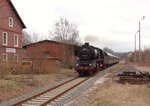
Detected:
left=74, top=43, right=119, bottom=76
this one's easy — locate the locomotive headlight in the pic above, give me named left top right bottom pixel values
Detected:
left=89, top=64, right=92, bottom=66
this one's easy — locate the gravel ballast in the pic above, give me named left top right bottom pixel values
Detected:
left=48, top=65, right=117, bottom=106
left=0, top=77, right=75, bottom=106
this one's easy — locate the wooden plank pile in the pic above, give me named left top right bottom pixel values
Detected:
left=117, top=71, right=150, bottom=84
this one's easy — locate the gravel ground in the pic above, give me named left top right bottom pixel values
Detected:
left=0, top=77, right=75, bottom=106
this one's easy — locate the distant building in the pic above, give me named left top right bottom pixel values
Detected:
left=23, top=40, right=76, bottom=67
left=0, top=0, right=26, bottom=64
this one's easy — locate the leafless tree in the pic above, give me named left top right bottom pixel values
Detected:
left=49, top=18, right=79, bottom=68
left=22, top=30, right=43, bottom=46
left=130, top=46, right=150, bottom=66
left=49, top=18, right=79, bottom=44
left=22, top=30, right=32, bottom=46
left=22, top=30, right=45, bottom=73
left=31, top=31, right=43, bottom=43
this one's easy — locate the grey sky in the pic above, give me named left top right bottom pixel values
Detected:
left=11, top=0, right=150, bottom=52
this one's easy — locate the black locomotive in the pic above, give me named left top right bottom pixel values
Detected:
left=74, top=43, right=119, bottom=76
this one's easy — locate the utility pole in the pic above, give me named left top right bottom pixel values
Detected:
left=134, top=31, right=137, bottom=63
left=138, top=16, right=145, bottom=64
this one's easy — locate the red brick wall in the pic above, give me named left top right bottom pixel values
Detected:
left=24, top=41, right=66, bottom=63
left=24, top=40, right=76, bottom=68
left=0, top=0, right=24, bottom=64
left=0, top=0, right=23, bottom=34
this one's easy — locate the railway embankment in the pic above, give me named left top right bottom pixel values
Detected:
left=64, top=63, right=150, bottom=106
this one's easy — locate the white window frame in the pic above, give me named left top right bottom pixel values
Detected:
left=14, top=54, right=19, bottom=62
left=9, top=17, right=13, bottom=27
left=2, top=32, right=8, bottom=45
left=14, top=34, right=18, bottom=47
left=2, top=54, right=8, bottom=62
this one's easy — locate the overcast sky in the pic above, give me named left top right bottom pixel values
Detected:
left=11, top=0, right=150, bottom=52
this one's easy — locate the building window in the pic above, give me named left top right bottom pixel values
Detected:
left=14, top=34, right=18, bottom=47
left=14, top=54, right=19, bottom=62
left=9, top=17, right=13, bottom=27
left=2, top=54, right=8, bottom=62
left=2, top=32, right=8, bottom=45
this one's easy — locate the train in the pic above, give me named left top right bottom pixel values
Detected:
left=74, top=43, right=120, bottom=76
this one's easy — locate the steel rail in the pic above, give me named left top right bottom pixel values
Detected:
left=41, top=77, right=90, bottom=106
left=12, top=77, right=79, bottom=106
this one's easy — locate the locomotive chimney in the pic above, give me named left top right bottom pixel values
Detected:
left=85, top=42, right=89, bottom=46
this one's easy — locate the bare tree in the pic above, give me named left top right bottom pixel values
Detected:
left=129, top=46, right=150, bottom=66
left=22, top=30, right=32, bottom=46
left=49, top=18, right=79, bottom=44
left=49, top=18, right=79, bottom=68
left=22, top=30, right=43, bottom=46
left=31, top=31, right=43, bottom=43
left=22, top=33, right=44, bottom=74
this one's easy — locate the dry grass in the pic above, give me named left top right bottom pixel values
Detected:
left=90, top=64, right=150, bottom=106
left=56, top=68, right=78, bottom=77
left=130, top=48, right=150, bottom=67
left=67, top=64, right=150, bottom=106
left=135, top=65, right=150, bottom=73
left=91, top=80, right=150, bottom=106
left=0, top=68, right=78, bottom=102
left=0, top=79, right=28, bottom=100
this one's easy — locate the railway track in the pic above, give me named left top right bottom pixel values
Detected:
left=0, top=64, right=117, bottom=106
left=12, top=77, right=90, bottom=106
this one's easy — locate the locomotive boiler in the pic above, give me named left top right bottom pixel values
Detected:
left=74, top=43, right=119, bottom=76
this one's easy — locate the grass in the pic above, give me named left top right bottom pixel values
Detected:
left=0, top=68, right=78, bottom=102
left=90, top=64, right=150, bottom=106
left=56, top=68, right=78, bottom=77
left=70, top=64, right=150, bottom=106
left=0, top=79, right=28, bottom=100
left=92, top=81, right=150, bottom=106
left=94, top=97, right=111, bottom=106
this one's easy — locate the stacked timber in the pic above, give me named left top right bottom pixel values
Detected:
left=117, top=71, right=150, bottom=84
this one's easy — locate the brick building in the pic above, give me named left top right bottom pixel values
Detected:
left=23, top=40, right=75, bottom=67
left=0, top=0, right=26, bottom=64
left=23, top=40, right=64, bottom=59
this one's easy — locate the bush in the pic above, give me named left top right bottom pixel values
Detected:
left=130, top=48, right=150, bottom=66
